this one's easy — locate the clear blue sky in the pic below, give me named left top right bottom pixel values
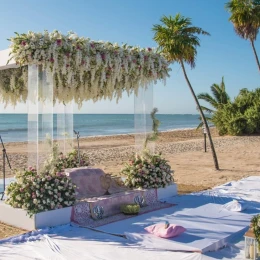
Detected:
left=0, top=0, right=259, bottom=114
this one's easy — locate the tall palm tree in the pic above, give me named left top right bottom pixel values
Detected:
left=198, top=77, right=230, bottom=114
left=225, top=0, right=260, bottom=72
left=152, top=14, right=220, bottom=170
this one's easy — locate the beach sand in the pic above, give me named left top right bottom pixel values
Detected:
left=1, top=127, right=260, bottom=189
left=1, top=127, right=260, bottom=239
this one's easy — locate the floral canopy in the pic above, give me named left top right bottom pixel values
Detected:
left=0, top=30, right=170, bottom=106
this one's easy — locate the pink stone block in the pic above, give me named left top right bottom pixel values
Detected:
left=88, top=190, right=144, bottom=219
left=65, top=167, right=107, bottom=199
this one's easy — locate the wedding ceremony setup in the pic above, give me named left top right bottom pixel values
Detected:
left=0, top=30, right=260, bottom=260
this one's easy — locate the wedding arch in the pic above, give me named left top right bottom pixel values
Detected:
left=0, top=30, right=170, bottom=171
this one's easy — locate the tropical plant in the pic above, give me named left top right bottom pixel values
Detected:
left=225, top=0, right=260, bottom=72
left=152, top=14, right=220, bottom=170
left=197, top=77, right=230, bottom=128
left=143, top=107, right=160, bottom=150
left=212, top=88, right=260, bottom=135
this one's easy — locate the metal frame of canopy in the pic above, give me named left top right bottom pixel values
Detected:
left=0, top=47, right=154, bottom=175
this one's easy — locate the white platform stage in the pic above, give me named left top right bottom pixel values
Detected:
left=98, top=202, right=255, bottom=253
left=0, top=176, right=260, bottom=260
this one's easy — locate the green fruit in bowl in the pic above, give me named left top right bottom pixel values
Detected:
left=120, top=204, right=140, bottom=215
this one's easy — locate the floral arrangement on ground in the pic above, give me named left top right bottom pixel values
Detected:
left=121, top=152, right=174, bottom=189
left=5, top=149, right=89, bottom=217
left=251, top=214, right=260, bottom=250
left=49, top=149, right=89, bottom=174
left=5, top=168, right=77, bottom=217
left=0, top=30, right=170, bottom=107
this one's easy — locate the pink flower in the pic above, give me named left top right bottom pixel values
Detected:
left=21, top=41, right=26, bottom=46
left=90, top=43, right=95, bottom=48
left=56, top=39, right=62, bottom=46
left=19, top=188, right=24, bottom=192
left=147, top=47, right=152, bottom=51
left=49, top=58, right=54, bottom=63
left=47, top=176, right=51, bottom=181
left=76, top=45, right=81, bottom=50
left=101, top=54, right=106, bottom=61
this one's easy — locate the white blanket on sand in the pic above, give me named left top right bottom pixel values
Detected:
left=1, top=176, right=260, bottom=260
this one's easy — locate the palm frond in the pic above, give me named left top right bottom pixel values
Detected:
left=152, top=13, right=210, bottom=68
left=197, top=92, right=219, bottom=108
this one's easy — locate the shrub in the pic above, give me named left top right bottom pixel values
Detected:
left=5, top=168, right=77, bottom=217
left=121, top=152, right=174, bottom=189
left=212, top=88, right=260, bottom=136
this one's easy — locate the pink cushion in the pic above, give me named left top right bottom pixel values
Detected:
left=145, top=223, right=186, bottom=238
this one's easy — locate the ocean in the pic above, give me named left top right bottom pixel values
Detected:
left=0, top=114, right=201, bottom=143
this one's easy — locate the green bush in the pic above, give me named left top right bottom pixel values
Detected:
left=212, top=88, right=260, bottom=136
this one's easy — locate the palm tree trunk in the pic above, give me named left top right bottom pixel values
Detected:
left=180, top=60, right=220, bottom=170
left=250, top=39, right=260, bottom=73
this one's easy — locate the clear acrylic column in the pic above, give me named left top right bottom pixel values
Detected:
left=134, top=84, right=154, bottom=154
left=56, top=101, right=74, bottom=155
left=28, top=65, right=53, bottom=172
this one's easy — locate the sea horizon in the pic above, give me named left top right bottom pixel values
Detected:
left=0, top=113, right=202, bottom=143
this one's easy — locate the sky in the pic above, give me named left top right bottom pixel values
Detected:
left=0, top=0, right=259, bottom=114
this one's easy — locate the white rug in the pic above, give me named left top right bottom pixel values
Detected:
left=1, top=176, right=260, bottom=259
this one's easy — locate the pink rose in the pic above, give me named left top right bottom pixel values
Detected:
left=56, top=39, right=62, bottom=46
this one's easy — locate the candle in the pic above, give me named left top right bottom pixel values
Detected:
left=249, top=244, right=255, bottom=259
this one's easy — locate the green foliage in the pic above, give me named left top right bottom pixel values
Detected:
left=225, top=0, right=260, bottom=71
left=144, top=107, right=160, bottom=149
left=225, top=0, right=260, bottom=41
left=212, top=88, right=260, bottom=135
left=120, top=204, right=140, bottom=215
left=251, top=214, right=260, bottom=250
left=197, top=77, right=230, bottom=129
left=152, top=14, right=210, bottom=68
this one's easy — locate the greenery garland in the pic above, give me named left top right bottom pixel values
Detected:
left=251, top=214, right=260, bottom=249
left=0, top=30, right=171, bottom=106
left=143, top=107, right=160, bottom=150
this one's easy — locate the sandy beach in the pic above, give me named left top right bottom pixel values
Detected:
left=1, top=127, right=260, bottom=193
